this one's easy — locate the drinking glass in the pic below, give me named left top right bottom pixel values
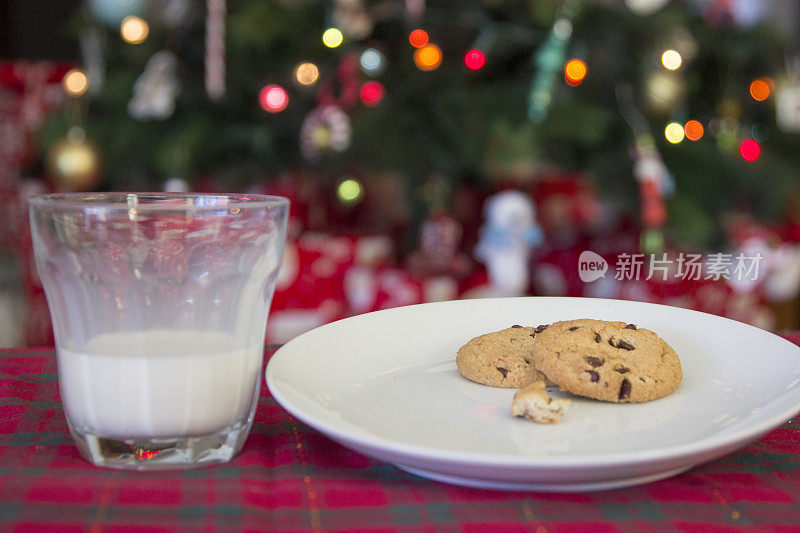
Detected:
left=28, top=193, right=289, bottom=469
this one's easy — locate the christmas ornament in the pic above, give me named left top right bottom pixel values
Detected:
left=528, top=13, right=573, bottom=123
left=46, top=129, right=102, bottom=191
left=120, top=16, right=149, bottom=45
left=333, top=0, right=373, bottom=40
left=318, top=53, right=361, bottom=109
left=89, top=0, right=147, bottom=27
left=128, top=50, right=180, bottom=121
left=625, top=0, right=669, bottom=15
left=645, top=71, right=684, bottom=113
left=300, top=105, right=351, bottom=160
left=776, top=62, right=800, bottom=133
left=474, top=190, right=543, bottom=296
left=205, top=0, right=226, bottom=100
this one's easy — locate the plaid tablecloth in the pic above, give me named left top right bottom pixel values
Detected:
left=1, top=341, right=799, bottom=532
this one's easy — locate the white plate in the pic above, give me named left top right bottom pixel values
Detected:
left=266, top=297, right=800, bottom=491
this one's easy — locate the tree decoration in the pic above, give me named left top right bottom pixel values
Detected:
left=333, top=0, right=373, bottom=41
left=300, top=105, right=352, bottom=160
left=318, top=53, right=361, bottom=109
left=89, top=0, right=147, bottom=27
left=46, top=128, right=102, bottom=191
left=128, top=50, right=180, bottom=121
left=528, top=9, right=575, bottom=123
left=205, top=0, right=226, bottom=100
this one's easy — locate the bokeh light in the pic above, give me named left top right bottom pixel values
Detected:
left=564, top=59, right=587, bottom=86
left=740, top=139, right=761, bottom=161
left=661, top=49, right=682, bottom=70
left=684, top=120, right=704, bottom=141
left=664, top=122, right=685, bottom=144
left=259, top=84, right=288, bottom=113
left=337, top=178, right=363, bottom=204
left=63, top=69, right=88, bottom=96
left=749, top=78, right=771, bottom=101
left=120, top=16, right=149, bottom=44
left=360, top=81, right=384, bottom=107
left=464, top=49, right=485, bottom=70
left=414, top=44, right=442, bottom=71
left=322, top=28, right=344, bottom=48
left=409, top=29, right=429, bottom=48
left=294, top=62, right=319, bottom=86
left=360, top=48, right=385, bottom=76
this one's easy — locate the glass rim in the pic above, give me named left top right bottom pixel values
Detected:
left=28, top=192, right=290, bottom=212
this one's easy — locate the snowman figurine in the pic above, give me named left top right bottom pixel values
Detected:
left=474, top=190, right=544, bottom=296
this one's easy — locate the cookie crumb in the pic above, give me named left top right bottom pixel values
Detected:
left=511, top=381, right=570, bottom=424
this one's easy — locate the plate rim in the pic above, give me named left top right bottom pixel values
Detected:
left=266, top=297, right=800, bottom=469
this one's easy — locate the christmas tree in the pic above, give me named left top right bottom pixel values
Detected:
left=40, top=0, right=800, bottom=249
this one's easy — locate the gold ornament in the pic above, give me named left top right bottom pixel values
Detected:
left=46, top=131, right=102, bottom=191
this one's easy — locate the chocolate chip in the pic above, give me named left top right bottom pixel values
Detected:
left=529, top=333, right=536, bottom=338
left=585, top=370, right=600, bottom=382
left=640, top=377, right=647, bottom=383
left=534, top=324, right=549, bottom=333
left=614, top=366, right=630, bottom=374
left=617, top=340, right=635, bottom=351
left=594, top=333, right=602, bottom=343
left=511, top=324, right=522, bottom=328
left=619, top=378, right=631, bottom=400
left=585, top=356, right=604, bottom=367
left=608, top=338, right=616, bottom=348
left=496, top=367, right=508, bottom=378
left=625, top=324, right=637, bottom=330
left=568, top=326, right=580, bottom=331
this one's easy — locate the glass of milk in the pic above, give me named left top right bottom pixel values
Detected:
left=28, top=193, right=289, bottom=469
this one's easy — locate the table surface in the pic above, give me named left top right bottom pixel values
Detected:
left=2, top=340, right=799, bottom=533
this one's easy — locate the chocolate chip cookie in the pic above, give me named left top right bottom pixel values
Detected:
left=511, top=381, right=571, bottom=424
left=456, top=325, right=552, bottom=388
left=530, top=319, right=682, bottom=403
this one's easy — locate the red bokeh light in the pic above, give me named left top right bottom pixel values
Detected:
left=259, top=84, right=288, bottom=113
left=360, top=81, right=385, bottom=107
left=409, top=29, right=429, bottom=48
left=464, top=49, right=485, bottom=70
left=739, top=139, right=761, bottom=161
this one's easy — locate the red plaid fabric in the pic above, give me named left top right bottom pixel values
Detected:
left=1, top=343, right=799, bottom=532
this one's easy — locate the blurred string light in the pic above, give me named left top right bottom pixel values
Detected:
left=120, top=16, right=149, bottom=44
left=337, top=178, right=364, bottom=204
left=684, top=119, right=704, bottom=141
left=664, top=122, right=685, bottom=143
left=322, top=28, right=344, bottom=48
left=63, top=68, right=88, bottom=96
left=409, top=29, right=429, bottom=48
left=414, top=44, right=442, bottom=71
left=360, top=48, right=385, bottom=76
left=749, top=78, right=772, bottom=101
left=740, top=139, right=761, bottom=161
left=360, top=81, right=384, bottom=107
left=661, top=49, right=682, bottom=70
left=464, top=49, right=485, bottom=70
left=294, top=62, right=319, bottom=86
left=259, top=84, right=288, bottom=113
left=564, top=58, right=587, bottom=86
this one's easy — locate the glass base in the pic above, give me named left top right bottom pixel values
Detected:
left=69, top=419, right=253, bottom=470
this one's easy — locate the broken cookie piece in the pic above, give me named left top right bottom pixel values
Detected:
left=511, top=381, right=570, bottom=424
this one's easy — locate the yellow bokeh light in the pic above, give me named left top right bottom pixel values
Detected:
left=749, top=78, right=771, bottom=101
left=661, top=49, right=682, bottom=71
left=322, top=28, right=344, bottom=48
left=664, top=122, right=685, bottom=144
left=121, top=16, right=149, bottom=44
left=63, top=69, right=88, bottom=96
left=295, top=62, right=319, bottom=86
left=337, top=178, right=363, bottom=203
left=414, top=44, right=442, bottom=71
left=564, top=59, right=587, bottom=86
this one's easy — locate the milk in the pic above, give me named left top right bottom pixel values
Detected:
left=58, top=330, right=262, bottom=438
